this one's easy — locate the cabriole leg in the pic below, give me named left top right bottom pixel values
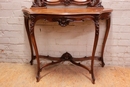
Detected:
left=24, top=16, right=34, bottom=65
left=91, top=16, right=100, bottom=84
left=100, top=17, right=111, bottom=67
left=29, top=15, right=41, bottom=82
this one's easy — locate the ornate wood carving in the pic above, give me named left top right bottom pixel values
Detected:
left=60, top=52, right=73, bottom=60
left=88, top=0, right=103, bottom=7
left=32, top=0, right=103, bottom=7
left=63, top=0, right=71, bottom=6
left=23, top=0, right=112, bottom=84
left=93, top=15, right=100, bottom=35
left=29, top=15, right=36, bottom=35
left=52, top=17, right=74, bottom=27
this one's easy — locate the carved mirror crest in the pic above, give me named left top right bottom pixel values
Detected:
left=32, top=0, right=103, bottom=7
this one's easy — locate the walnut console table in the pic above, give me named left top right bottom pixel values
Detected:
left=22, top=0, right=112, bottom=84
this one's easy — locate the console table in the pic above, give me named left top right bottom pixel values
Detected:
left=22, top=0, right=112, bottom=84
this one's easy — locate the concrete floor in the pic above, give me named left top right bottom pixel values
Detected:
left=0, top=63, right=130, bottom=87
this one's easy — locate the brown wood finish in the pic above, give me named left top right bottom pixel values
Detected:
left=22, top=0, right=112, bottom=84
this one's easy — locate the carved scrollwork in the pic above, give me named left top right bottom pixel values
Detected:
left=29, top=15, right=36, bottom=34
left=61, top=52, right=73, bottom=61
left=53, top=17, right=73, bottom=27
left=88, top=0, right=103, bottom=7
left=62, top=0, right=71, bottom=6
left=32, top=2, right=38, bottom=7
left=41, top=0, right=47, bottom=7
left=93, top=15, right=100, bottom=35
left=32, top=0, right=46, bottom=7
left=31, top=0, right=103, bottom=7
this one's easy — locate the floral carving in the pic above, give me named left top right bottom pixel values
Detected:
left=93, top=15, right=100, bottom=35
left=29, top=15, right=36, bottom=34
left=53, top=17, right=73, bottom=27
left=88, top=0, right=103, bottom=7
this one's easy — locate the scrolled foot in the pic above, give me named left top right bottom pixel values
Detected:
left=91, top=69, right=95, bottom=84
left=98, top=57, right=105, bottom=67
left=36, top=75, right=40, bottom=82
left=101, top=62, right=105, bottom=67
left=92, top=80, right=95, bottom=84
left=92, top=75, right=95, bottom=84
left=30, top=56, right=35, bottom=65
left=36, top=69, right=40, bottom=82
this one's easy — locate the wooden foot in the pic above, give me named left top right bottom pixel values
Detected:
left=36, top=70, right=40, bottom=82
left=99, top=57, right=105, bottom=67
left=36, top=76, right=40, bottom=82
left=30, top=56, right=35, bottom=65
left=91, top=71, right=95, bottom=84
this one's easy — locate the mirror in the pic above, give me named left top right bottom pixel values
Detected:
left=32, top=0, right=103, bottom=7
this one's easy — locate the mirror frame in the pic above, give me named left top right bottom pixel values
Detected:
left=32, top=0, right=103, bottom=8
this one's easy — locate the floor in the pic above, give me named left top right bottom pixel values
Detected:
left=0, top=63, right=130, bottom=87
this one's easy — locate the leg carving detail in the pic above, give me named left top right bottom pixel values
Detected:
left=24, top=16, right=34, bottom=65
left=91, top=15, right=100, bottom=84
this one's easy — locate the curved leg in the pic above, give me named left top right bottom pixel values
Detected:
left=91, top=16, right=100, bottom=84
left=24, top=16, right=34, bottom=65
left=30, top=33, right=41, bottom=82
left=29, top=15, right=41, bottom=82
left=100, top=18, right=111, bottom=67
